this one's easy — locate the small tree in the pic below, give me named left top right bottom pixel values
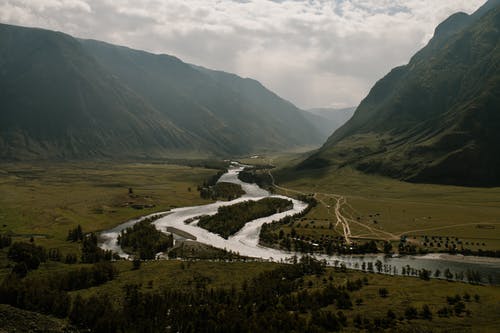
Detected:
left=387, top=309, right=396, bottom=321
left=383, top=241, right=393, bottom=254
left=379, top=288, right=389, bottom=298
left=405, top=306, right=418, bottom=320
left=132, top=259, right=141, bottom=270
left=444, top=268, right=453, bottom=280
left=421, top=304, right=432, bottom=320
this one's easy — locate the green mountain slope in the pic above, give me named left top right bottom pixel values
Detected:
left=0, top=24, right=197, bottom=159
left=299, top=1, right=500, bottom=186
left=79, top=39, right=323, bottom=155
left=0, top=24, right=323, bottom=160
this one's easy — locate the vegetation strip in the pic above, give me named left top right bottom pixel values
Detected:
left=198, top=197, right=293, bottom=239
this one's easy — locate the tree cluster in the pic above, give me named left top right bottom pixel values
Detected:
left=67, top=256, right=358, bottom=333
left=198, top=182, right=245, bottom=200
left=8, top=242, right=47, bottom=276
left=67, top=225, right=84, bottom=242
left=0, top=262, right=118, bottom=319
left=82, top=233, right=115, bottom=263
left=118, top=220, right=173, bottom=259
left=0, top=234, right=12, bottom=249
left=198, top=198, right=293, bottom=239
left=238, top=168, right=274, bottom=188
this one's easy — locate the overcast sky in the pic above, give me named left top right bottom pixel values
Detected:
left=0, top=0, right=487, bottom=109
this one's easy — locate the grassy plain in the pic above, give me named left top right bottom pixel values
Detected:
left=0, top=161, right=215, bottom=254
left=259, top=154, right=500, bottom=250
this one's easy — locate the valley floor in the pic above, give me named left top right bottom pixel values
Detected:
left=0, top=159, right=499, bottom=332
left=269, top=155, right=500, bottom=254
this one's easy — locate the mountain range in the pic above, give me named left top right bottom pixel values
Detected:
left=298, top=0, right=500, bottom=187
left=0, top=24, right=336, bottom=160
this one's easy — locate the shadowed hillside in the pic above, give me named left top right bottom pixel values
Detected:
left=299, top=0, right=500, bottom=187
left=0, top=24, right=323, bottom=160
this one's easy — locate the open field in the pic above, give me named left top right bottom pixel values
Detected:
left=0, top=161, right=216, bottom=255
left=319, top=268, right=500, bottom=332
left=239, top=154, right=500, bottom=252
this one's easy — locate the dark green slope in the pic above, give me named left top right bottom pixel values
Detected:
left=79, top=40, right=323, bottom=155
left=0, top=24, right=198, bottom=160
left=192, top=65, right=323, bottom=145
left=300, top=1, right=500, bottom=186
left=0, top=24, right=322, bottom=160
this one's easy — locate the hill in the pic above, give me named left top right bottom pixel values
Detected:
left=298, top=0, right=500, bottom=186
left=0, top=24, right=323, bottom=160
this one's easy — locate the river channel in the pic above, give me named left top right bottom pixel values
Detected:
left=100, top=162, right=500, bottom=285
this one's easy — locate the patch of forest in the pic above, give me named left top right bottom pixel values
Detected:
left=168, top=241, right=244, bottom=260
left=238, top=167, right=274, bottom=189
left=118, top=216, right=173, bottom=260
left=198, top=182, right=245, bottom=200
left=198, top=197, right=293, bottom=239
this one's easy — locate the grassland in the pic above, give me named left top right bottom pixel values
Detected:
left=0, top=161, right=215, bottom=256
left=250, top=154, right=500, bottom=252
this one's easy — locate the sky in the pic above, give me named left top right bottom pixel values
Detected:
left=0, top=0, right=487, bottom=109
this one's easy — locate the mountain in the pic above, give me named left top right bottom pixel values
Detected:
left=0, top=24, right=323, bottom=160
left=298, top=0, right=500, bottom=187
left=0, top=24, right=196, bottom=160
left=302, top=107, right=356, bottom=139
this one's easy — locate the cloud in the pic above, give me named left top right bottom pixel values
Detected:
left=0, top=0, right=487, bottom=108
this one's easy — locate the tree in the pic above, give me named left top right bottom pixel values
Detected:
left=383, top=241, right=393, bottom=254
left=387, top=309, right=396, bottom=321
left=444, top=268, right=453, bottom=280
left=67, top=225, right=84, bottom=242
left=378, top=288, right=389, bottom=298
left=421, top=304, right=432, bottom=320
left=454, top=302, right=466, bottom=316
left=132, top=259, right=141, bottom=270
left=0, top=234, right=12, bottom=249
left=12, top=262, right=28, bottom=278
left=405, top=306, right=418, bottom=320
left=419, top=269, right=431, bottom=281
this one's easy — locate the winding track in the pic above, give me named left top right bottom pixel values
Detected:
left=268, top=169, right=399, bottom=243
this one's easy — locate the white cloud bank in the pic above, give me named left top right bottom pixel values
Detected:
left=0, top=0, right=487, bottom=108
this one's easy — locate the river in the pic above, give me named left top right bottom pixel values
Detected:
left=99, top=162, right=500, bottom=285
